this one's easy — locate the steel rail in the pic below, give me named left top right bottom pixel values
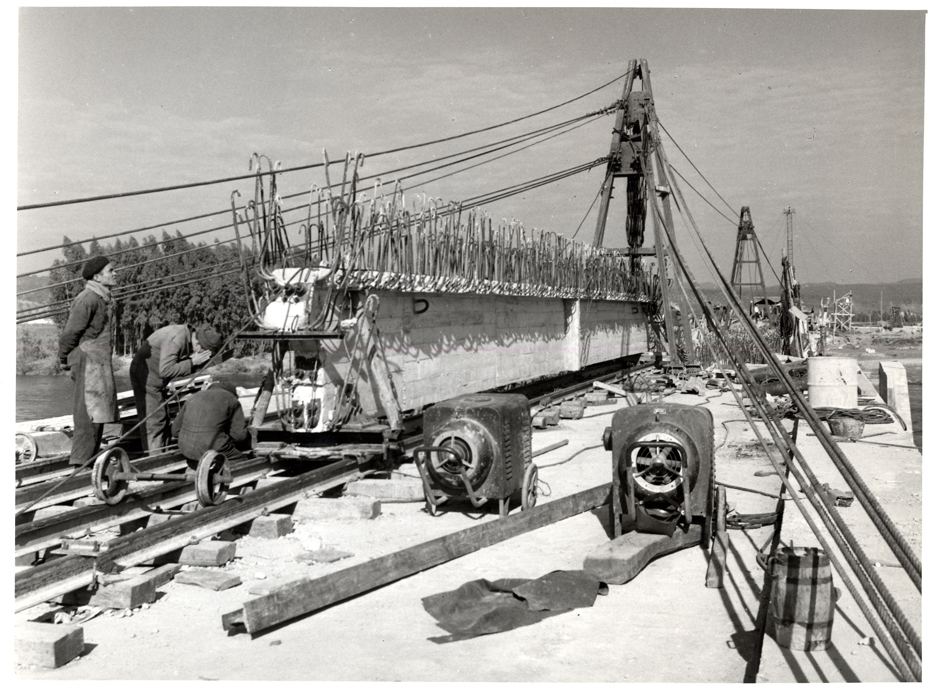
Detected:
left=15, top=456, right=278, bottom=557
left=15, top=451, right=189, bottom=514
left=15, top=457, right=371, bottom=612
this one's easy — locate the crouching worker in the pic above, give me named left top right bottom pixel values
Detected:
left=129, top=323, right=222, bottom=455
left=171, top=381, right=250, bottom=468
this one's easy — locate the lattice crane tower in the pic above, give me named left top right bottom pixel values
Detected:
left=729, top=206, right=768, bottom=314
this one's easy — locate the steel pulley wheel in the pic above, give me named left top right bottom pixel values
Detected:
left=92, top=447, right=130, bottom=505
left=521, top=461, right=539, bottom=511
left=16, top=432, right=37, bottom=464
left=195, top=450, right=231, bottom=507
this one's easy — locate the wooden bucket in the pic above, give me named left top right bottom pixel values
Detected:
left=770, top=547, right=835, bottom=651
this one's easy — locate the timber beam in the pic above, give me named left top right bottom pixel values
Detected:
left=222, top=483, right=611, bottom=634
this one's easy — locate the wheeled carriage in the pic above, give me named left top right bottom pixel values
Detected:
left=91, top=447, right=233, bottom=507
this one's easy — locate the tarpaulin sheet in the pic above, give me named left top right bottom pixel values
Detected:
left=422, top=570, right=607, bottom=640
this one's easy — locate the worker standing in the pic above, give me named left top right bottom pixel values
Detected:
left=171, top=381, right=250, bottom=466
left=129, top=323, right=223, bottom=455
left=58, top=256, right=119, bottom=465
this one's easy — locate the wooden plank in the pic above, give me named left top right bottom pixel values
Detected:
left=592, top=380, right=626, bottom=396
left=222, top=482, right=611, bottom=634
left=15, top=459, right=366, bottom=612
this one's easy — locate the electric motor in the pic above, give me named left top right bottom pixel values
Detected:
left=603, top=403, right=714, bottom=539
left=422, top=393, right=531, bottom=501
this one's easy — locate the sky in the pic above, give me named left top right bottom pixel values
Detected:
left=13, top=5, right=927, bottom=289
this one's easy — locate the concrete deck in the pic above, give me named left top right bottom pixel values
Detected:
left=16, top=362, right=921, bottom=682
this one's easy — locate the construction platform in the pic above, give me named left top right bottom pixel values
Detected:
left=14, top=360, right=920, bottom=682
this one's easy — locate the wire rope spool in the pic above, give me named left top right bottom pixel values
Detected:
left=521, top=461, right=539, bottom=511
left=15, top=432, right=37, bottom=464
left=195, top=450, right=232, bottom=507
left=91, top=447, right=131, bottom=505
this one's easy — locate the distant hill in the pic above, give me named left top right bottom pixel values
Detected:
left=17, top=273, right=54, bottom=310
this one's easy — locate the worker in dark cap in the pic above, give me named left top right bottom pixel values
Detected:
left=171, top=381, right=250, bottom=466
left=129, top=322, right=223, bottom=455
left=58, top=256, right=119, bottom=465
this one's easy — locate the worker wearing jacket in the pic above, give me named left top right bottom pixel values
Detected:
left=171, top=382, right=249, bottom=466
left=58, top=256, right=119, bottom=465
left=129, top=323, right=222, bottom=455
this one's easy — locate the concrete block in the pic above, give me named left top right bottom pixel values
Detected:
left=15, top=622, right=84, bottom=669
left=175, top=569, right=242, bottom=591
left=178, top=540, right=236, bottom=567
left=559, top=402, right=586, bottom=419
left=73, top=497, right=106, bottom=508
left=292, top=496, right=381, bottom=521
left=878, top=361, right=912, bottom=431
left=88, top=575, right=157, bottom=609
left=345, top=478, right=425, bottom=501
left=246, top=514, right=294, bottom=539
left=145, top=563, right=182, bottom=588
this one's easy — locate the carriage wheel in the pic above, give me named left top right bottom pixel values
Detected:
left=521, top=462, right=539, bottom=511
left=195, top=450, right=231, bottom=507
left=91, top=448, right=130, bottom=505
left=16, top=432, right=37, bottom=464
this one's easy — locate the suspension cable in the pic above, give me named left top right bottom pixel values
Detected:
left=18, top=71, right=629, bottom=212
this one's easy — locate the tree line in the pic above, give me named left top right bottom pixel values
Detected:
left=49, top=232, right=261, bottom=357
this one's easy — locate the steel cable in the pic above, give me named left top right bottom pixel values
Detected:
left=651, top=147, right=921, bottom=678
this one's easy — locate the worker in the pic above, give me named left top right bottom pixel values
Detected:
left=171, top=381, right=250, bottom=467
left=58, top=256, right=119, bottom=465
left=129, top=323, right=223, bottom=455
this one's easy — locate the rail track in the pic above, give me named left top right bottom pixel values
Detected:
left=14, top=358, right=656, bottom=613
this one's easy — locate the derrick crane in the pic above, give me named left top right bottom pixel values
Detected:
left=730, top=206, right=768, bottom=316
left=592, top=58, right=693, bottom=367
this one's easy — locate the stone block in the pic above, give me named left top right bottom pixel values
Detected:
left=15, top=622, right=84, bottom=669
left=179, top=540, right=236, bottom=567
left=292, top=496, right=381, bottom=521
left=246, top=514, right=294, bottom=539
left=344, top=478, right=425, bottom=501
left=88, top=575, right=157, bottom=609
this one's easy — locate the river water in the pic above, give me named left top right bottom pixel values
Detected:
left=15, top=374, right=265, bottom=423
left=15, top=368, right=922, bottom=451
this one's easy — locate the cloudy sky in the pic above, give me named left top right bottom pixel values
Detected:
left=15, top=6, right=926, bottom=287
